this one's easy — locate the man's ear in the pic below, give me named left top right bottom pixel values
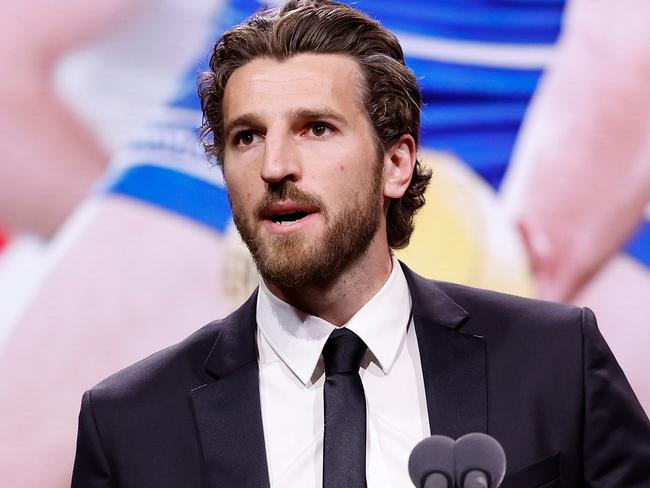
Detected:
left=383, top=134, right=417, bottom=199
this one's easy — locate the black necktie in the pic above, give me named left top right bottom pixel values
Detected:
left=322, top=328, right=368, bottom=488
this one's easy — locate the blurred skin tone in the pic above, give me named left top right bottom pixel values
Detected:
left=0, top=196, right=230, bottom=486
left=0, top=0, right=180, bottom=485
left=502, top=0, right=650, bottom=303
left=223, top=53, right=416, bottom=325
left=0, top=0, right=149, bottom=237
left=501, top=0, right=650, bottom=411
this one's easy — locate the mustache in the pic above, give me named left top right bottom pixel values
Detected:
left=254, top=182, right=325, bottom=217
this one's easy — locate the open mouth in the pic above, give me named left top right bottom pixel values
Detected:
left=260, top=201, right=320, bottom=228
left=268, top=211, right=310, bottom=225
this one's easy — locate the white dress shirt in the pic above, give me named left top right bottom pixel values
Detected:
left=256, top=256, right=430, bottom=487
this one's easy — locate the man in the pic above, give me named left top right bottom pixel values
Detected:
left=72, top=1, right=650, bottom=487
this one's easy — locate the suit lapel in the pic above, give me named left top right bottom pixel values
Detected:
left=401, top=263, right=488, bottom=439
left=190, top=291, right=271, bottom=488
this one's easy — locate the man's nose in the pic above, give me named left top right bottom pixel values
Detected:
left=260, top=131, right=301, bottom=184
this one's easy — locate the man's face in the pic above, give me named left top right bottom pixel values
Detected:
left=222, top=53, right=387, bottom=289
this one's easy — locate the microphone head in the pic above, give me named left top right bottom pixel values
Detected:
left=408, top=435, right=455, bottom=487
left=454, top=433, right=506, bottom=488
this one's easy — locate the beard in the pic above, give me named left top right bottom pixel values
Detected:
left=229, top=167, right=383, bottom=290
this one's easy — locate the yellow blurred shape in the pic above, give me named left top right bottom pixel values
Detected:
left=396, top=151, right=536, bottom=297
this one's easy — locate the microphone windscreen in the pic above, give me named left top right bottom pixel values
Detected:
left=454, top=433, right=506, bottom=488
left=408, top=435, right=455, bottom=487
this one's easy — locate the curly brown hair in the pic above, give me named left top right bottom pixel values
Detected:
left=198, top=0, right=431, bottom=248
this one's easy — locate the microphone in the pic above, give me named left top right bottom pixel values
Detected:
left=454, top=433, right=506, bottom=488
left=408, top=433, right=507, bottom=488
left=408, top=435, right=455, bottom=488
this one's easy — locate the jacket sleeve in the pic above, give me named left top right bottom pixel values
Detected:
left=581, top=307, right=650, bottom=485
left=71, top=390, right=114, bottom=487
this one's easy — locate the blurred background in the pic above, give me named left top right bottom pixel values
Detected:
left=1, top=0, right=648, bottom=485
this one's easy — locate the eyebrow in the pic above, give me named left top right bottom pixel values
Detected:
left=289, top=108, right=348, bottom=126
left=224, top=107, right=348, bottom=137
left=224, top=113, right=262, bottom=138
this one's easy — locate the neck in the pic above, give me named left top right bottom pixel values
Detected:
left=265, top=239, right=393, bottom=326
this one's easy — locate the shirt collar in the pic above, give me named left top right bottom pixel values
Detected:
left=256, top=256, right=412, bottom=385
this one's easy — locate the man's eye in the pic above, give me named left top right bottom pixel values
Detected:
left=235, top=130, right=259, bottom=146
left=310, top=123, right=330, bottom=137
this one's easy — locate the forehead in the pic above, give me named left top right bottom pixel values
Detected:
left=223, top=54, right=366, bottom=122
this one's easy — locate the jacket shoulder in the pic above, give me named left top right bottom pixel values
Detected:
left=88, top=290, right=258, bottom=402
left=88, top=319, right=223, bottom=404
left=403, top=260, right=586, bottom=341
left=435, top=280, right=583, bottom=327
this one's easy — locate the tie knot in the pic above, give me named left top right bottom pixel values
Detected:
left=322, top=328, right=368, bottom=377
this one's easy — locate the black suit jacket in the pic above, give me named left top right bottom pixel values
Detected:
left=72, top=264, right=650, bottom=487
